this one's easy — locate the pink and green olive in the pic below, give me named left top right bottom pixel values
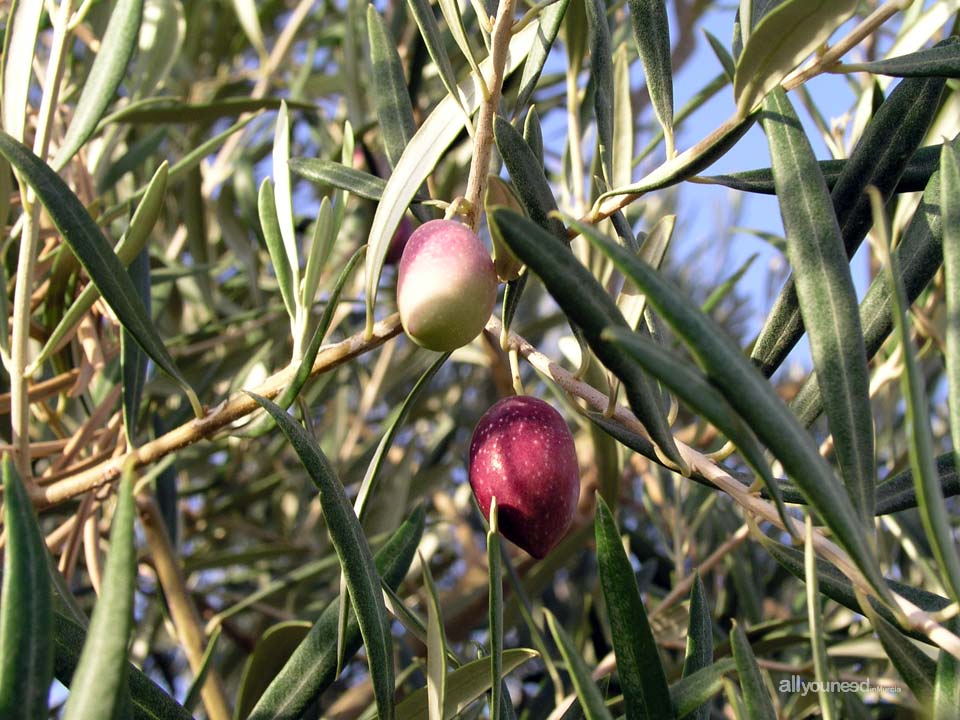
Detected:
left=469, top=396, right=580, bottom=558
left=397, top=219, right=498, bottom=352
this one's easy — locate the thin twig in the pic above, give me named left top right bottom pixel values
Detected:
left=462, top=0, right=518, bottom=231
left=137, top=494, right=231, bottom=720
left=30, top=314, right=403, bottom=509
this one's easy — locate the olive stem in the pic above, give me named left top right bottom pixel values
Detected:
left=462, top=0, right=518, bottom=232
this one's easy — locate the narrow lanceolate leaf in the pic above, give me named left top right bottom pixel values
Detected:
left=804, top=517, right=836, bottom=720
left=791, top=137, right=951, bottom=427
left=407, top=0, right=470, bottom=120
left=544, top=610, right=614, bottom=720
left=488, top=500, right=504, bottom=720
left=37, top=160, right=169, bottom=369
left=584, top=0, right=614, bottom=183
left=122, top=249, right=151, bottom=446
left=595, top=496, right=671, bottom=719
left=628, top=0, right=674, bottom=155
left=515, top=0, right=570, bottom=111
left=875, top=453, right=960, bottom=516
left=729, top=623, right=776, bottom=720
left=258, top=178, right=297, bottom=321
left=612, top=45, right=634, bottom=190
left=235, top=623, right=310, bottom=719
left=0, top=455, right=53, bottom=720
left=247, top=394, right=395, bottom=720
left=494, top=117, right=566, bottom=239
left=751, top=72, right=946, bottom=378
left=394, top=649, right=537, bottom=720
left=758, top=533, right=951, bottom=646
left=601, top=327, right=791, bottom=531
left=487, top=209, right=684, bottom=470
left=941, top=144, right=960, bottom=542
left=368, top=5, right=416, bottom=168
left=231, top=0, right=267, bottom=57
left=871, top=187, right=960, bottom=605
left=364, top=18, right=543, bottom=334
left=422, top=555, right=449, bottom=720
left=837, top=37, right=960, bottom=77
left=290, top=158, right=392, bottom=201
left=52, top=611, right=195, bottom=720
left=670, top=659, right=736, bottom=719
left=681, top=574, right=713, bottom=720
left=934, top=620, right=960, bottom=717
left=761, top=88, right=874, bottom=522
left=696, top=144, right=941, bottom=196
left=0, top=131, right=201, bottom=417
left=248, top=507, right=424, bottom=720
left=53, top=0, right=144, bottom=170
left=733, top=0, right=857, bottom=116
left=62, top=469, right=137, bottom=720
left=867, top=612, right=935, bottom=704
left=272, top=102, right=300, bottom=313
left=566, top=215, right=888, bottom=599
left=437, top=0, right=486, bottom=90
left=599, top=112, right=755, bottom=199
left=2, top=0, right=45, bottom=141
left=301, top=196, right=335, bottom=310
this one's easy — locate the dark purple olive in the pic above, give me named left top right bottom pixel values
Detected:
left=469, top=396, right=580, bottom=558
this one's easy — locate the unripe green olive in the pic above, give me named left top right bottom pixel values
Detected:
left=396, top=219, right=498, bottom=352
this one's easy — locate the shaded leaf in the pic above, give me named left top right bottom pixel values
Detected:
left=681, top=573, right=714, bottom=720
left=248, top=506, right=424, bottom=720
left=729, top=622, right=776, bottom=720
left=0, top=455, right=53, bottom=720
left=52, top=611, right=194, bottom=720
left=247, top=394, right=395, bottom=720
left=601, top=327, right=790, bottom=530
left=368, top=5, right=417, bottom=167
left=670, top=659, right=736, bottom=720
left=585, top=0, right=614, bottom=183
left=62, top=470, right=137, bottom=720
left=595, top=496, right=671, bottom=719
left=394, top=649, right=537, bottom=720
left=871, top=186, right=960, bottom=604
left=122, top=249, right=152, bottom=446
left=544, top=610, right=614, bottom=720
left=696, top=144, right=941, bottom=196
left=235, top=622, right=313, bottom=720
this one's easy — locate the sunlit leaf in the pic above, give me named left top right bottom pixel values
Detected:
left=733, top=0, right=857, bottom=116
